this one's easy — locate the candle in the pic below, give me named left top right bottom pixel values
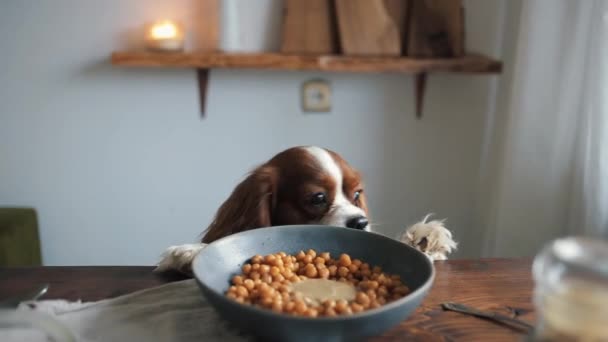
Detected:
left=144, top=20, right=184, bottom=52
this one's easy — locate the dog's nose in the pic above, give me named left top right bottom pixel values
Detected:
left=346, top=216, right=369, bottom=230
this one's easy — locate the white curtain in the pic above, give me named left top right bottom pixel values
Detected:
left=479, top=0, right=608, bottom=257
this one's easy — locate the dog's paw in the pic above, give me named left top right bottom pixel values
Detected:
left=154, top=243, right=207, bottom=274
left=399, top=214, right=457, bottom=261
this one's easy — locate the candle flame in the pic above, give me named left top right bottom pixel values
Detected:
left=150, top=20, right=178, bottom=39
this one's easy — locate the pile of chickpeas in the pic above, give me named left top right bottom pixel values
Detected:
left=225, top=249, right=410, bottom=317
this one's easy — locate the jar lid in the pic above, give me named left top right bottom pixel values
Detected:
left=533, top=236, right=608, bottom=286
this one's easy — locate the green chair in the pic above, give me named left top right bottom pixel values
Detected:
left=0, top=208, right=42, bottom=266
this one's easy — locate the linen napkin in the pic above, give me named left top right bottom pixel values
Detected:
left=4, top=279, right=253, bottom=342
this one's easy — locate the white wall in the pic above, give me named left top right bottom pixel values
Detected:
left=0, top=0, right=507, bottom=265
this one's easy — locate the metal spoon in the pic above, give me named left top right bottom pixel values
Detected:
left=0, top=283, right=49, bottom=308
left=442, top=302, right=535, bottom=333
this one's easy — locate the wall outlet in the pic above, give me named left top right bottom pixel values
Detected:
left=301, top=79, right=331, bottom=112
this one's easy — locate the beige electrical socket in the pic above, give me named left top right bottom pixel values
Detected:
left=301, top=79, right=331, bottom=112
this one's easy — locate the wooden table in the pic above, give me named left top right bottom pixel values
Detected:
left=0, top=258, right=535, bottom=341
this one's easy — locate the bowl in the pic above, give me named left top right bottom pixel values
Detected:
left=191, top=225, right=435, bottom=342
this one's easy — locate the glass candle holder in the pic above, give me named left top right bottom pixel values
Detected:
left=531, top=236, right=608, bottom=341
left=144, top=19, right=185, bottom=52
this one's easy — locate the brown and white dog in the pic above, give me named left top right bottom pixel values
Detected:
left=156, top=146, right=457, bottom=273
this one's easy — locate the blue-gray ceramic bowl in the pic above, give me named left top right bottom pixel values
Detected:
left=192, top=225, right=435, bottom=342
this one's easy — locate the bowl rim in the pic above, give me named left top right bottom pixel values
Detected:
left=192, top=224, right=436, bottom=321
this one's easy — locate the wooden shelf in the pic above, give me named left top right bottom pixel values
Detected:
left=110, top=51, right=502, bottom=117
left=111, top=51, right=501, bottom=74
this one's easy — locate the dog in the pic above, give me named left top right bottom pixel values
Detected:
left=156, top=146, right=457, bottom=274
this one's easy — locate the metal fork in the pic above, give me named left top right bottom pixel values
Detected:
left=0, top=284, right=49, bottom=308
left=442, top=302, right=535, bottom=333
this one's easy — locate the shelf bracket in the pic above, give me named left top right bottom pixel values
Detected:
left=415, top=73, right=427, bottom=119
left=197, top=69, right=209, bottom=117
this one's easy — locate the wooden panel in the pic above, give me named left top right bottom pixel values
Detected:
left=281, top=0, right=337, bottom=54
left=335, top=0, right=401, bottom=56
left=195, top=0, right=220, bottom=51
left=111, top=52, right=501, bottom=74
left=383, top=0, right=411, bottom=48
left=407, top=0, right=464, bottom=57
left=0, top=259, right=535, bottom=341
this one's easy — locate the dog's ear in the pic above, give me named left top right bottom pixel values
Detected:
left=201, top=165, right=277, bottom=243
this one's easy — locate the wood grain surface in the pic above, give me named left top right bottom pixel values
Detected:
left=281, top=0, right=338, bottom=54
left=0, top=258, right=535, bottom=341
left=335, top=0, right=402, bottom=56
left=110, top=52, right=502, bottom=74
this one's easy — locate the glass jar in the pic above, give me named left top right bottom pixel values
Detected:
left=531, top=236, right=608, bottom=341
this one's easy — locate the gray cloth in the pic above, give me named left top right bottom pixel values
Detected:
left=3, top=279, right=252, bottom=342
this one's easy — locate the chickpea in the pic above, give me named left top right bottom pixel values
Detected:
left=294, top=300, right=307, bottom=314
left=261, top=274, right=272, bottom=284
left=260, top=264, right=271, bottom=274
left=251, top=255, right=263, bottom=264
left=351, top=303, right=364, bottom=313
left=338, top=254, right=352, bottom=267
left=320, top=252, right=330, bottom=261
left=328, top=265, right=338, bottom=276
left=335, top=299, right=348, bottom=313
left=242, top=264, right=252, bottom=274
left=356, top=292, right=371, bottom=307
left=265, top=254, right=276, bottom=264
left=305, top=264, right=318, bottom=278
left=325, top=307, right=337, bottom=316
left=338, top=266, right=349, bottom=277
left=306, top=249, right=317, bottom=258
left=323, top=299, right=336, bottom=309
left=313, top=256, right=325, bottom=265
left=243, top=279, right=255, bottom=290
left=236, top=286, right=248, bottom=297
left=318, top=268, right=330, bottom=279
left=306, top=308, right=319, bottom=317
left=284, top=301, right=296, bottom=312
left=303, top=255, right=313, bottom=264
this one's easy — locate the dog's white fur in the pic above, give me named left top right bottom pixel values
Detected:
left=398, top=214, right=457, bottom=261
left=304, top=147, right=369, bottom=229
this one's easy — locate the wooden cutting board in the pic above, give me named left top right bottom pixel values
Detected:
left=281, top=0, right=337, bottom=54
left=335, top=0, right=402, bottom=56
left=407, top=0, right=464, bottom=57
left=195, top=0, right=219, bottom=51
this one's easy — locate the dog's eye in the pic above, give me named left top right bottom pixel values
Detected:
left=310, top=192, right=327, bottom=206
left=354, top=190, right=362, bottom=201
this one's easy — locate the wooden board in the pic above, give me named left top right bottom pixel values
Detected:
left=111, top=51, right=502, bottom=74
left=281, top=0, right=337, bottom=54
left=335, top=0, right=402, bottom=56
left=195, top=0, right=219, bottom=51
left=383, top=0, right=411, bottom=46
left=407, top=0, right=464, bottom=57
